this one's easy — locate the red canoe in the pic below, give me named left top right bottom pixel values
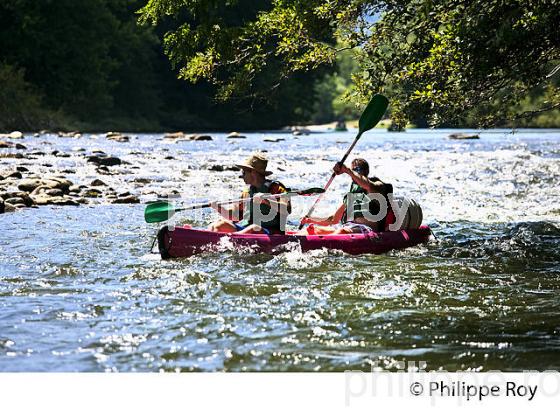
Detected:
left=157, top=225, right=431, bottom=259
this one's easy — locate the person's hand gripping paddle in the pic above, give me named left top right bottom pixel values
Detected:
left=298, top=94, right=389, bottom=229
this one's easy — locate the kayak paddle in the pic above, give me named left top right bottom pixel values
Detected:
left=145, top=187, right=325, bottom=223
left=297, top=94, right=389, bottom=229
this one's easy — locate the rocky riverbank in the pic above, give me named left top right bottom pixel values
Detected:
left=1, top=130, right=246, bottom=214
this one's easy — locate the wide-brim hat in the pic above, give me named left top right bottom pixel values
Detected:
left=236, top=153, right=273, bottom=176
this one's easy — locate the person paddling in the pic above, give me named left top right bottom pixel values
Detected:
left=209, top=153, right=291, bottom=234
left=300, top=158, right=395, bottom=234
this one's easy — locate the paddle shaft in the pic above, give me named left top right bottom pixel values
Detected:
left=297, top=132, right=362, bottom=229
left=177, top=189, right=310, bottom=212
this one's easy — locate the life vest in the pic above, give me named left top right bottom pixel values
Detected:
left=240, top=180, right=290, bottom=232
left=341, top=177, right=395, bottom=231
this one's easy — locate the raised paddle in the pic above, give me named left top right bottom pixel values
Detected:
left=298, top=94, right=389, bottom=229
left=144, top=187, right=325, bottom=223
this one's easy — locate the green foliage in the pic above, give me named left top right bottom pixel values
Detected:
left=0, top=0, right=327, bottom=131
left=140, top=0, right=560, bottom=128
left=311, top=45, right=360, bottom=123
left=361, top=0, right=560, bottom=128
left=140, top=0, right=339, bottom=101
left=0, top=0, right=164, bottom=128
left=0, top=63, right=47, bottom=130
left=2, top=0, right=558, bottom=130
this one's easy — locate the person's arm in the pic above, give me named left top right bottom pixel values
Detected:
left=333, top=163, right=385, bottom=194
left=301, top=203, right=346, bottom=226
left=210, top=192, right=245, bottom=222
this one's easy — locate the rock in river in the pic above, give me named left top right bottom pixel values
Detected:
left=19, top=177, right=72, bottom=194
left=448, top=133, right=480, bottom=140
left=112, top=195, right=140, bottom=204
left=91, top=179, right=107, bottom=187
left=106, top=132, right=130, bottom=142
left=87, top=155, right=122, bottom=167
left=227, top=132, right=246, bottom=139
left=188, top=134, right=213, bottom=141
left=164, top=132, right=185, bottom=139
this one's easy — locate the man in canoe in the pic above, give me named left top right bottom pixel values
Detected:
left=300, top=158, right=395, bottom=234
left=209, top=153, right=292, bottom=234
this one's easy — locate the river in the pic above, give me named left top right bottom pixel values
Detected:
left=1, top=128, right=559, bottom=371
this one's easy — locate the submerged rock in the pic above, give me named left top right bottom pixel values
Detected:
left=209, top=164, right=240, bottom=172
left=32, top=195, right=79, bottom=206
left=227, top=132, right=246, bottom=139
left=164, top=132, right=184, bottom=139
left=448, top=133, right=480, bottom=140
left=19, top=177, right=72, bottom=194
left=112, top=195, right=140, bottom=204
left=4, top=192, right=34, bottom=207
left=0, top=152, right=24, bottom=159
left=5, top=197, right=25, bottom=206
left=87, top=155, right=122, bottom=167
left=83, top=188, right=103, bottom=198
left=106, top=132, right=129, bottom=142
left=188, top=134, right=213, bottom=141
left=2, top=171, right=22, bottom=179
left=58, top=131, right=82, bottom=138
left=0, top=199, right=16, bottom=213
left=292, top=127, right=310, bottom=136
left=91, top=179, right=107, bottom=186
left=44, top=188, right=64, bottom=197
left=263, top=138, right=285, bottom=143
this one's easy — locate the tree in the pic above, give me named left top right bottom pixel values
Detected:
left=140, top=0, right=560, bottom=128
left=0, top=0, right=162, bottom=124
left=0, top=63, right=46, bottom=130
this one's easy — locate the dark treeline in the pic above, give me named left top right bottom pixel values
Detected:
left=0, top=0, right=328, bottom=132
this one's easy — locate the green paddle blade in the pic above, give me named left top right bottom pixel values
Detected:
left=145, top=201, right=176, bottom=223
left=358, top=94, right=389, bottom=135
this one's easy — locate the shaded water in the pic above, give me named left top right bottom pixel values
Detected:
left=1, top=129, right=559, bottom=371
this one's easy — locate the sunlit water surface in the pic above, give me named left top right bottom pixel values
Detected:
left=1, top=129, right=559, bottom=371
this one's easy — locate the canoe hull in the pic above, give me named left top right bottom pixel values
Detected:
left=157, top=225, right=431, bottom=259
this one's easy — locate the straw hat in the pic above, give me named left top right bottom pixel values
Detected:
left=236, top=153, right=272, bottom=176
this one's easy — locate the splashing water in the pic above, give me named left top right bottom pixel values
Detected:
left=1, top=129, right=559, bottom=371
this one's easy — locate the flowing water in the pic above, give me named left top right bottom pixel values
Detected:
left=1, top=129, right=559, bottom=371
